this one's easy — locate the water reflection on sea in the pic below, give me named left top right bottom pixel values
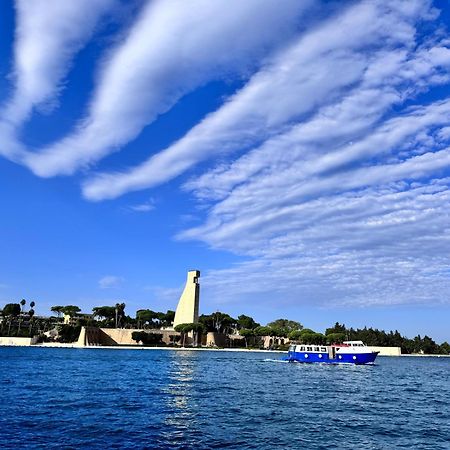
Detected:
left=161, top=352, right=197, bottom=446
left=0, top=348, right=449, bottom=449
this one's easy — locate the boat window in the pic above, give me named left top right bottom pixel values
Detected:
left=306, top=346, right=312, bottom=351
left=300, top=346, right=305, bottom=351
left=314, top=347, right=320, bottom=352
left=321, top=347, right=327, bottom=352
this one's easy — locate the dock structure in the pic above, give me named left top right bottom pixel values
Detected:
left=173, top=270, right=200, bottom=328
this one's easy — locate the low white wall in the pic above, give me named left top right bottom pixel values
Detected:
left=370, top=346, right=401, bottom=356
left=0, top=336, right=32, bottom=346
left=97, top=328, right=178, bottom=346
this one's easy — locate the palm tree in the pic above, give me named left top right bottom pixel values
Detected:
left=28, top=307, right=35, bottom=335
left=18, top=299, right=26, bottom=334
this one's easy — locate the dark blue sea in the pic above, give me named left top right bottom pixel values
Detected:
left=0, top=348, right=449, bottom=449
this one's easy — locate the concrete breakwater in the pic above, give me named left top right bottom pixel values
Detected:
left=0, top=336, right=39, bottom=346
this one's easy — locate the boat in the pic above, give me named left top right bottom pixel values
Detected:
left=285, top=340, right=379, bottom=365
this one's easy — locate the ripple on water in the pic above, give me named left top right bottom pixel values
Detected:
left=0, top=348, right=449, bottom=449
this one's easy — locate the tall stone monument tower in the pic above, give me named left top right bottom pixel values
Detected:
left=173, top=270, right=200, bottom=328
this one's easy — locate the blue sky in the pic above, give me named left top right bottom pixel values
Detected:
left=1, top=0, right=450, bottom=342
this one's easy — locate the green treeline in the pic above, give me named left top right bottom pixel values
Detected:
left=323, top=322, right=450, bottom=355
left=1, top=300, right=449, bottom=354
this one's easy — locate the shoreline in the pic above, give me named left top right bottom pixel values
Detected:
left=1, top=343, right=285, bottom=353
left=0, top=343, right=449, bottom=357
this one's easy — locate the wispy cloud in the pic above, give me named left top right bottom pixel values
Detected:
left=129, top=198, right=155, bottom=212
left=159, top=1, right=450, bottom=308
left=195, top=175, right=450, bottom=308
left=0, top=0, right=449, bottom=311
left=98, top=275, right=124, bottom=289
left=24, top=0, right=313, bottom=177
left=0, top=0, right=115, bottom=160
left=82, top=0, right=436, bottom=200
left=179, top=94, right=450, bottom=307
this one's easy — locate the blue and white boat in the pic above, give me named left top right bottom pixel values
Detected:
left=286, top=340, right=378, bottom=365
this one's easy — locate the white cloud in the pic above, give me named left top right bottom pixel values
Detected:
left=1, top=0, right=449, bottom=311
left=98, top=275, right=124, bottom=289
left=24, top=0, right=313, bottom=177
left=196, top=178, right=450, bottom=308
left=0, top=0, right=115, bottom=159
left=82, top=0, right=436, bottom=201
left=3, top=0, right=114, bottom=126
left=166, top=21, right=450, bottom=309
left=76, top=0, right=450, bottom=309
left=129, top=198, right=155, bottom=212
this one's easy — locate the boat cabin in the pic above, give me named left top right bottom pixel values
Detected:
left=289, top=345, right=328, bottom=353
left=342, top=340, right=367, bottom=347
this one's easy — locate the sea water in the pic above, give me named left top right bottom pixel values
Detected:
left=0, top=347, right=449, bottom=449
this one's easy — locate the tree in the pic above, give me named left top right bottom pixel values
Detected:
left=325, top=322, right=347, bottom=335
left=288, top=330, right=303, bottom=341
left=269, top=326, right=288, bottom=338
left=239, top=328, right=255, bottom=348
left=421, top=335, right=438, bottom=354
left=131, top=331, right=163, bottom=346
left=199, top=312, right=236, bottom=334
left=3, top=303, right=21, bottom=335
left=51, top=306, right=64, bottom=318
left=3, top=303, right=21, bottom=317
left=164, top=310, right=175, bottom=326
left=439, top=341, right=450, bottom=355
left=190, top=323, right=205, bottom=347
left=289, top=328, right=327, bottom=344
left=306, top=332, right=327, bottom=345
left=18, top=299, right=27, bottom=333
left=253, top=326, right=273, bottom=336
left=326, top=332, right=346, bottom=344
left=237, top=315, right=259, bottom=330
left=175, top=323, right=190, bottom=346
left=61, top=305, right=80, bottom=317
left=28, top=308, right=35, bottom=335
left=115, top=302, right=126, bottom=328
left=57, top=325, right=81, bottom=343
left=136, top=309, right=157, bottom=328
left=267, top=319, right=302, bottom=333
left=174, top=323, right=205, bottom=347
left=93, top=306, right=116, bottom=322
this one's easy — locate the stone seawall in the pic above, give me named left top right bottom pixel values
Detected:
left=77, top=327, right=180, bottom=346
left=0, top=336, right=38, bottom=346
